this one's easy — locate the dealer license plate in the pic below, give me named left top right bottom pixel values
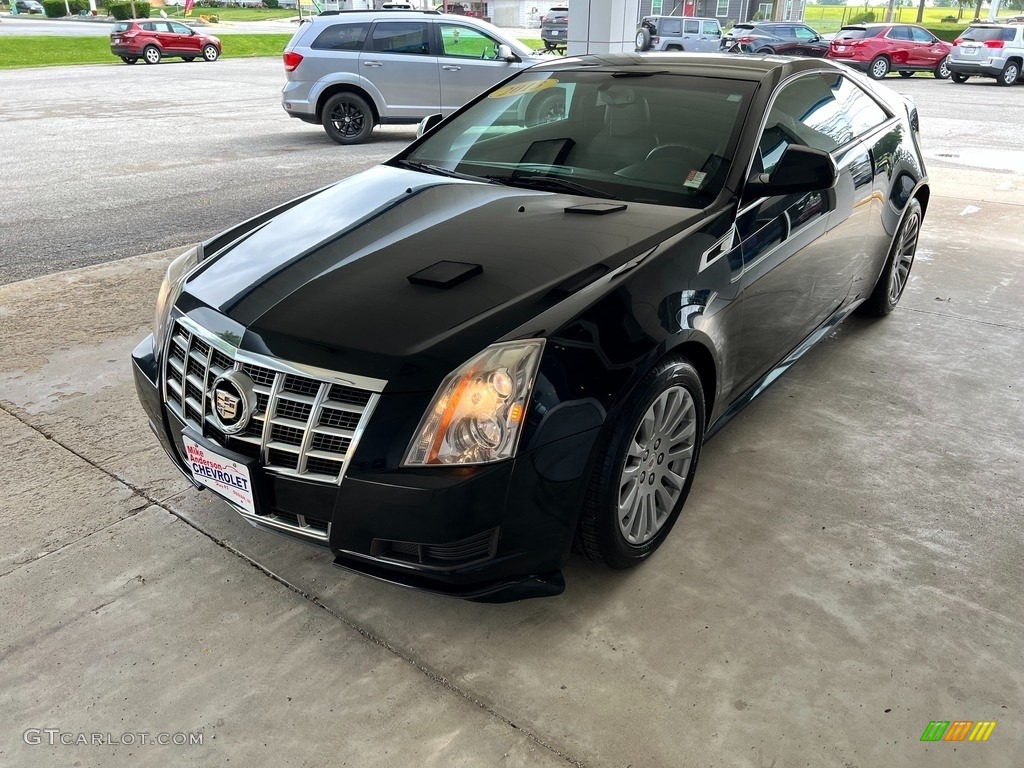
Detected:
left=182, top=435, right=256, bottom=514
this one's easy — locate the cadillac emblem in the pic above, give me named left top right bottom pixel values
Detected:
left=210, top=370, right=255, bottom=435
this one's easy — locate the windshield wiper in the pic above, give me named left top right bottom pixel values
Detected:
left=486, top=174, right=619, bottom=200
left=396, top=160, right=490, bottom=182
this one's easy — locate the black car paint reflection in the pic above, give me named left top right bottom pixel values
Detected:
left=131, top=54, right=929, bottom=601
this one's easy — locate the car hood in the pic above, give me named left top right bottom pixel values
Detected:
left=181, top=165, right=701, bottom=388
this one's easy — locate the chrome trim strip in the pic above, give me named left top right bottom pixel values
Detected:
left=236, top=507, right=331, bottom=543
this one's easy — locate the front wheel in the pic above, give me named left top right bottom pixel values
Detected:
left=933, top=57, right=950, bottom=79
left=576, top=357, right=705, bottom=569
left=950, top=72, right=969, bottom=84
left=997, top=60, right=1020, bottom=86
left=322, top=92, right=374, bottom=145
left=202, top=44, right=219, bottom=62
left=142, top=45, right=161, bottom=65
left=868, top=55, right=890, bottom=79
left=859, top=198, right=922, bottom=317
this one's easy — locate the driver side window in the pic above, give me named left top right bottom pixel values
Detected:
left=440, top=24, right=501, bottom=59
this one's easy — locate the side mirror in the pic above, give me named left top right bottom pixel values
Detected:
left=497, top=43, right=520, bottom=62
left=745, top=145, right=836, bottom=198
left=417, top=113, right=443, bottom=137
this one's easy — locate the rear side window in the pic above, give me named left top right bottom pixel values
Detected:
left=311, top=22, right=370, bottom=51
left=660, top=19, right=681, bottom=35
left=683, top=20, right=700, bottom=34
left=835, top=27, right=883, bottom=40
left=887, top=26, right=912, bottom=41
left=369, top=21, right=431, bottom=55
left=961, top=26, right=1015, bottom=42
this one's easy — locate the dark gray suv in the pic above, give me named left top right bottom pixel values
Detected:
left=282, top=10, right=541, bottom=144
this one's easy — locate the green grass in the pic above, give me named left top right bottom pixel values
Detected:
left=801, top=6, right=974, bottom=33
left=0, top=34, right=293, bottom=68
left=0, top=33, right=546, bottom=69
left=151, top=6, right=297, bottom=21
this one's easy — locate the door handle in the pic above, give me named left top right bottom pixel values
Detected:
left=442, top=64, right=462, bottom=71
left=362, top=61, right=383, bottom=67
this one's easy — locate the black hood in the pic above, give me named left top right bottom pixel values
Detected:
left=181, top=166, right=700, bottom=389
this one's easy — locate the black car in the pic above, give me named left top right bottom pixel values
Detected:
left=133, top=54, right=928, bottom=601
left=721, top=22, right=828, bottom=56
left=541, top=6, right=569, bottom=51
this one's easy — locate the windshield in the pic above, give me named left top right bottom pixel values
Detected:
left=398, top=70, right=754, bottom=209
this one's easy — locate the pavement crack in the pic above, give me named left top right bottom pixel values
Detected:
left=148, top=498, right=590, bottom=768
left=899, top=306, right=1024, bottom=332
left=0, top=402, right=588, bottom=766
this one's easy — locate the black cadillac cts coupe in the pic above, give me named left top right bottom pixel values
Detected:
left=132, top=54, right=928, bottom=601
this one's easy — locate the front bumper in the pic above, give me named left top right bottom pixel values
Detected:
left=132, top=335, right=598, bottom=601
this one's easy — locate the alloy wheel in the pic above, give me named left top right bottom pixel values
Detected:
left=888, top=209, right=920, bottom=304
left=617, top=385, right=697, bottom=545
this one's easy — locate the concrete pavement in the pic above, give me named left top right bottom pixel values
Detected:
left=0, top=167, right=1022, bottom=766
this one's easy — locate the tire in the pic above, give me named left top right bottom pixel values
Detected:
left=183, top=56, right=195, bottom=62
left=950, top=72, right=969, bottom=84
left=859, top=198, right=922, bottom=317
left=997, top=60, right=1020, bottom=86
left=525, top=89, right=566, bottom=125
left=322, top=92, right=374, bottom=145
left=759, top=46, right=775, bottom=55
left=666, top=45, right=682, bottom=51
left=635, top=27, right=652, bottom=52
left=898, top=70, right=913, bottom=78
left=119, top=55, right=137, bottom=64
left=577, top=356, right=705, bottom=569
left=202, top=44, right=219, bottom=62
left=868, top=55, right=890, bottom=79
left=142, top=45, right=161, bottom=65
left=933, top=57, right=950, bottom=79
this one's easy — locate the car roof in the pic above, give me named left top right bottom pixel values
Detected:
left=538, top=52, right=837, bottom=81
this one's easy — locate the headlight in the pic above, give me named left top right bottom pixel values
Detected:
left=153, top=245, right=201, bottom=364
left=403, top=339, right=545, bottom=466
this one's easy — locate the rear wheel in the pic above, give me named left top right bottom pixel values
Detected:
left=933, top=57, right=950, bottom=79
left=997, top=60, right=1020, bottom=86
left=950, top=72, right=969, bottom=84
left=859, top=198, right=922, bottom=317
left=577, top=356, right=705, bottom=569
left=119, top=55, right=138, bottom=64
left=759, top=46, right=775, bottom=55
left=868, top=55, right=890, bottom=79
left=202, top=44, right=219, bottom=62
left=142, top=45, right=161, bottom=65
left=322, top=92, right=374, bottom=145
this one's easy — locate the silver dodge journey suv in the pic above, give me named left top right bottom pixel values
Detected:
left=282, top=10, right=542, bottom=144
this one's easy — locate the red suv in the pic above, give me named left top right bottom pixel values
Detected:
left=827, top=23, right=951, bottom=79
left=110, top=20, right=222, bottom=65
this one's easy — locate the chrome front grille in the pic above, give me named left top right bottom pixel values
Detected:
left=163, top=316, right=385, bottom=486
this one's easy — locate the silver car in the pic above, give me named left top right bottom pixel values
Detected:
left=948, top=23, right=1024, bottom=86
left=281, top=10, right=543, bottom=144
left=635, top=16, right=723, bottom=53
